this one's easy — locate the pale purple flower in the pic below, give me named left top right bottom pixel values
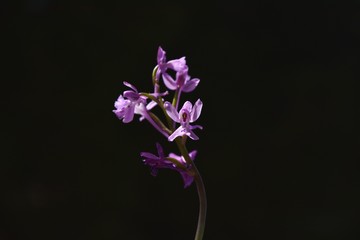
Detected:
left=156, top=46, right=187, bottom=83
left=113, top=81, right=147, bottom=123
left=113, top=82, right=170, bottom=137
left=164, top=99, right=203, bottom=141
left=163, top=67, right=200, bottom=92
left=141, top=143, right=197, bottom=188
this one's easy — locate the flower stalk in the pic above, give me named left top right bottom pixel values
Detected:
left=175, top=138, right=207, bottom=240
left=113, top=46, right=206, bottom=240
left=194, top=165, right=207, bottom=240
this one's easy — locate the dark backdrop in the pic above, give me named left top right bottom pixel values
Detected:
left=1, top=1, right=357, bottom=239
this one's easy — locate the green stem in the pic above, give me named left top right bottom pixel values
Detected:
left=157, top=98, right=174, bottom=131
left=140, top=92, right=174, bottom=131
left=175, top=138, right=207, bottom=240
left=172, top=89, right=182, bottom=129
left=193, top=164, right=207, bottom=240
left=172, top=88, right=182, bottom=111
left=148, top=112, right=172, bottom=135
left=172, top=88, right=180, bottom=108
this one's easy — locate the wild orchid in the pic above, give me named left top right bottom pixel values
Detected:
left=164, top=99, right=203, bottom=141
left=114, top=47, right=207, bottom=240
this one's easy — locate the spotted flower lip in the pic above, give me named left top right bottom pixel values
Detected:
left=164, top=99, right=203, bottom=141
left=141, top=143, right=197, bottom=188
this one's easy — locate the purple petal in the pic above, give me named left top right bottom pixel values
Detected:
left=167, top=57, right=187, bottom=71
left=114, top=96, right=130, bottom=109
left=123, top=81, right=138, bottom=92
left=188, top=150, right=197, bottom=160
left=157, top=46, right=166, bottom=64
left=187, top=129, right=199, bottom=140
left=113, top=110, right=124, bottom=119
left=123, top=105, right=135, bottom=123
left=180, top=171, right=194, bottom=188
left=141, top=152, right=158, bottom=160
left=190, top=99, right=203, bottom=122
left=190, top=124, right=203, bottom=130
left=146, top=100, right=157, bottom=111
left=168, top=153, right=186, bottom=165
left=182, top=78, right=200, bottom=93
left=123, top=90, right=139, bottom=100
left=168, top=126, right=185, bottom=141
left=156, top=143, right=164, bottom=158
left=134, top=103, right=146, bottom=116
left=164, top=102, right=180, bottom=122
left=162, top=73, right=177, bottom=90
left=114, top=95, right=123, bottom=104
left=181, top=101, right=193, bottom=113
left=175, top=69, right=188, bottom=88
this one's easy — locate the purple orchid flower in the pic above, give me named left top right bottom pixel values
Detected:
left=156, top=46, right=187, bottom=83
left=163, top=67, right=200, bottom=93
left=113, top=82, right=169, bottom=137
left=164, top=99, right=203, bottom=141
left=141, top=143, right=197, bottom=188
left=113, top=81, right=147, bottom=123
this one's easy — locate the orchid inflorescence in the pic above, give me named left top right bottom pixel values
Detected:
left=113, top=46, right=206, bottom=240
left=113, top=46, right=203, bottom=188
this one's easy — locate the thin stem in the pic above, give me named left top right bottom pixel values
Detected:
left=175, top=138, right=207, bottom=240
left=172, top=88, right=180, bottom=109
left=157, top=98, right=174, bottom=132
left=140, top=92, right=174, bottom=132
left=172, top=88, right=182, bottom=129
left=174, top=90, right=182, bottom=111
left=193, top=164, right=207, bottom=240
left=148, top=112, right=172, bottom=135
left=142, top=110, right=169, bottom=138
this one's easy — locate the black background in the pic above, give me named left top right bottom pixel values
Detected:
left=1, top=0, right=358, bottom=239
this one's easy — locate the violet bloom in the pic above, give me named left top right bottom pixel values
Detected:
left=141, top=143, right=197, bottom=188
left=113, top=81, right=147, bottom=123
left=113, top=82, right=169, bottom=137
left=156, top=46, right=187, bottom=83
left=163, top=67, right=200, bottom=93
left=164, top=99, right=203, bottom=141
